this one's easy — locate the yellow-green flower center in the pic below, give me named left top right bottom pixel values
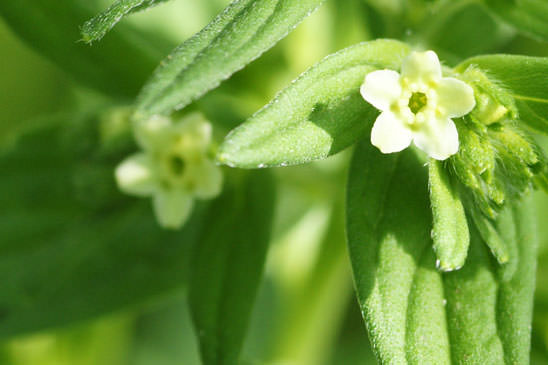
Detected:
left=168, top=154, right=186, bottom=176
left=408, top=92, right=427, bottom=114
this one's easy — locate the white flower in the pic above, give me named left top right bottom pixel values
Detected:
left=360, top=50, right=476, bottom=160
left=115, top=112, right=223, bottom=229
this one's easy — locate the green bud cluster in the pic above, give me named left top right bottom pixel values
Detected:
left=449, top=67, right=545, bottom=219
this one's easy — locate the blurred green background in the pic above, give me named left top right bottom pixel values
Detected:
left=1, top=0, right=548, bottom=364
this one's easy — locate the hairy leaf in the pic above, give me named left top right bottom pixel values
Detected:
left=218, top=39, right=410, bottom=168
left=458, top=54, right=548, bottom=134
left=136, top=0, right=326, bottom=117
left=469, top=206, right=509, bottom=264
left=485, top=0, right=548, bottom=42
left=346, top=139, right=538, bottom=363
left=444, top=196, right=537, bottom=364
left=347, top=141, right=450, bottom=364
left=81, top=0, right=170, bottom=43
left=188, top=171, right=275, bottom=365
left=0, top=0, right=168, bottom=97
left=494, top=200, right=537, bottom=362
left=428, top=160, right=470, bottom=271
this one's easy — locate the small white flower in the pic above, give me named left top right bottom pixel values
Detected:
left=360, top=50, right=476, bottom=160
left=115, top=112, right=223, bottom=229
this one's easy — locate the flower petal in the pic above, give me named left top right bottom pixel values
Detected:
left=115, top=153, right=156, bottom=197
left=370, top=111, right=413, bottom=154
left=153, top=190, right=194, bottom=229
left=437, top=77, right=476, bottom=118
left=401, top=50, right=441, bottom=83
left=178, top=112, right=212, bottom=143
left=191, top=160, right=223, bottom=199
left=171, top=113, right=213, bottom=156
left=413, top=118, right=459, bottom=160
left=133, top=115, right=172, bottom=150
left=361, top=70, right=402, bottom=111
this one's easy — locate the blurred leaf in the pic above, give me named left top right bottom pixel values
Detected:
left=128, top=295, right=201, bottom=365
left=346, top=139, right=538, bottom=363
left=417, top=1, right=514, bottom=64
left=531, top=331, right=548, bottom=365
left=0, top=0, right=168, bottom=98
left=268, top=203, right=353, bottom=364
left=457, top=54, right=548, bottom=134
left=0, top=22, right=69, bottom=139
left=188, top=171, right=275, bottom=365
left=329, top=0, right=371, bottom=51
left=363, top=0, right=403, bottom=16
left=485, top=0, right=548, bottom=42
left=136, top=0, right=326, bottom=117
left=428, top=160, right=470, bottom=271
left=6, top=314, right=133, bottom=365
left=0, top=112, right=263, bottom=340
left=218, top=39, right=410, bottom=168
left=327, top=298, right=376, bottom=365
left=0, top=113, right=202, bottom=338
left=81, top=0, right=170, bottom=43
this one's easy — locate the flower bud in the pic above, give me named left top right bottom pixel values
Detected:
left=459, top=66, right=517, bottom=126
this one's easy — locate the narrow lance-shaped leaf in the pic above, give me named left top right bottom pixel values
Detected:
left=495, top=195, right=538, bottom=364
left=0, top=0, right=168, bottom=98
left=443, top=195, right=537, bottom=364
left=347, top=140, right=451, bottom=364
left=428, top=159, right=470, bottom=272
left=347, top=138, right=538, bottom=363
left=218, top=39, right=410, bottom=168
left=136, top=0, right=326, bottom=117
left=469, top=205, right=510, bottom=264
left=188, top=171, right=275, bottom=365
left=485, top=0, right=548, bottom=42
left=457, top=54, right=548, bottom=134
left=81, top=0, right=171, bottom=43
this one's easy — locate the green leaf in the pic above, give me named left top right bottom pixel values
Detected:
left=0, top=113, right=196, bottom=338
left=81, top=0, right=170, bottom=43
left=485, top=0, right=548, bottom=42
left=136, top=0, right=326, bottom=117
left=494, top=200, right=538, bottom=364
left=218, top=39, right=410, bottom=168
left=347, top=141, right=450, bottom=364
left=469, top=205, right=510, bottom=264
left=188, top=171, right=275, bottom=365
left=0, top=0, right=168, bottom=97
left=346, top=139, right=538, bottom=363
left=417, top=1, right=514, bottom=64
left=444, top=196, right=537, bottom=364
left=457, top=54, right=548, bottom=134
left=428, top=159, right=470, bottom=271
left=0, top=113, right=274, bottom=341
